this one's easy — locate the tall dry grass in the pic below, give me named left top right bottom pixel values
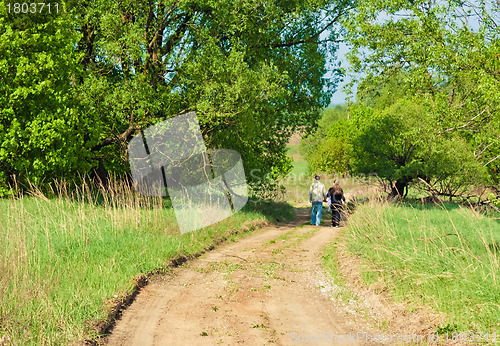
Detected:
left=343, top=198, right=500, bottom=334
left=0, top=177, right=290, bottom=344
left=0, top=176, right=174, bottom=344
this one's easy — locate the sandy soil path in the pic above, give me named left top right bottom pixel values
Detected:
left=105, top=208, right=374, bottom=345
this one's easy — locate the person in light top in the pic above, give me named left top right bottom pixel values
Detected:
left=309, top=175, right=327, bottom=226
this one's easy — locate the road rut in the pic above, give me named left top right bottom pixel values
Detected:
left=106, top=208, right=372, bottom=345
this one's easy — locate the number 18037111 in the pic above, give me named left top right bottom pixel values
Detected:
left=6, top=3, right=59, bottom=14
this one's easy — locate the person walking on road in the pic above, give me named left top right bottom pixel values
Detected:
left=309, top=175, right=327, bottom=226
left=327, top=180, right=345, bottom=227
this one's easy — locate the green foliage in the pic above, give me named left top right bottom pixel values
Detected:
left=0, top=0, right=352, bottom=192
left=341, top=0, right=500, bottom=192
left=356, top=72, right=412, bottom=110
left=306, top=119, right=353, bottom=174
left=350, top=100, right=427, bottom=188
left=350, top=98, right=489, bottom=197
left=300, top=0, right=500, bottom=196
left=300, top=105, right=351, bottom=174
left=304, top=91, right=490, bottom=197
left=486, top=193, right=500, bottom=209
left=0, top=2, right=89, bottom=192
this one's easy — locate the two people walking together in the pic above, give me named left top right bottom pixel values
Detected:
left=308, top=175, right=345, bottom=227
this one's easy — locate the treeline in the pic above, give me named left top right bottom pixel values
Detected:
left=303, top=0, right=500, bottom=200
left=0, top=0, right=354, bottom=195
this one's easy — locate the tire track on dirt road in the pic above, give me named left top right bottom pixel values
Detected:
left=105, top=207, right=374, bottom=345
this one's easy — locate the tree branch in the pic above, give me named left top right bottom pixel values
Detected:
left=475, top=135, right=500, bottom=158
left=441, top=106, right=490, bottom=134
left=160, top=12, right=193, bottom=57
left=261, top=38, right=342, bottom=49
left=92, top=113, right=138, bottom=152
left=484, top=153, right=500, bottom=167
left=77, top=22, right=96, bottom=83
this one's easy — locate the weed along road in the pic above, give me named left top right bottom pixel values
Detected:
left=106, top=207, right=372, bottom=345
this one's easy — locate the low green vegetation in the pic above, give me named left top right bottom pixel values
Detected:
left=322, top=242, right=360, bottom=304
left=300, top=105, right=350, bottom=176
left=0, top=180, right=293, bottom=345
left=281, top=133, right=312, bottom=205
left=339, top=199, right=500, bottom=334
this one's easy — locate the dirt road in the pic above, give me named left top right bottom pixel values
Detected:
left=106, top=208, right=376, bottom=345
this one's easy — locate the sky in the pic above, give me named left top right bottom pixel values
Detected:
left=328, top=41, right=353, bottom=106
left=328, top=1, right=488, bottom=106
left=329, top=80, right=350, bottom=106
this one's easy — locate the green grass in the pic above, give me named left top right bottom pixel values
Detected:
left=286, top=142, right=300, bottom=157
left=290, top=160, right=308, bottom=177
left=286, top=140, right=308, bottom=176
left=282, top=138, right=311, bottom=204
left=340, top=199, right=500, bottom=334
left=0, top=180, right=293, bottom=345
left=322, top=241, right=360, bottom=304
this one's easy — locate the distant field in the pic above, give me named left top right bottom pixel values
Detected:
left=0, top=182, right=293, bottom=345
left=284, top=133, right=310, bottom=204
left=284, top=132, right=371, bottom=206
left=287, top=132, right=308, bottom=177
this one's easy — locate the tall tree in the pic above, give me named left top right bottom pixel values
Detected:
left=74, top=0, right=354, bottom=185
left=304, top=75, right=491, bottom=198
left=0, top=3, right=87, bottom=193
left=0, top=0, right=354, bottom=193
left=341, top=0, right=500, bottom=195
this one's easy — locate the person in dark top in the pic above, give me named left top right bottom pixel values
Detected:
left=327, top=180, right=345, bottom=227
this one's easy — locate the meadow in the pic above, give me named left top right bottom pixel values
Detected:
left=335, top=198, right=500, bottom=335
left=282, top=132, right=357, bottom=206
left=0, top=179, right=293, bottom=345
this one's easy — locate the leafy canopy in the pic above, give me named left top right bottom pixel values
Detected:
left=317, top=0, right=500, bottom=197
left=0, top=0, right=354, bottom=193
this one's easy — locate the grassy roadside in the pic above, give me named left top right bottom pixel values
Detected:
left=0, top=180, right=293, bottom=345
left=326, top=199, right=500, bottom=336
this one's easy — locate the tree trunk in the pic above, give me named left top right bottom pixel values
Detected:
left=91, top=159, right=109, bottom=187
left=391, top=180, right=407, bottom=198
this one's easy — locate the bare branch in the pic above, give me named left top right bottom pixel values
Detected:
left=92, top=113, right=138, bottom=152
left=484, top=153, right=500, bottom=167
left=442, top=106, right=490, bottom=133
left=261, top=38, right=342, bottom=49
left=475, top=135, right=500, bottom=158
